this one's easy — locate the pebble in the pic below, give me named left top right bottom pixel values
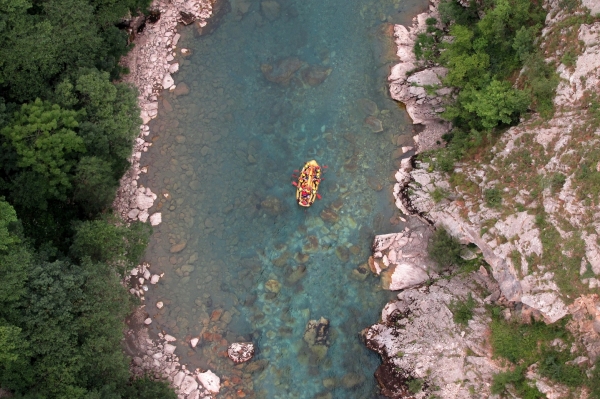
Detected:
left=144, top=318, right=152, bottom=325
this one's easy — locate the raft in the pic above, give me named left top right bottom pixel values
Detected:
left=296, top=160, right=321, bottom=207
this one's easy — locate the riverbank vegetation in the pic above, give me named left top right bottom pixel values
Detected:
left=416, top=0, right=600, bottom=396
left=415, top=0, right=556, bottom=168
left=0, top=0, right=177, bottom=396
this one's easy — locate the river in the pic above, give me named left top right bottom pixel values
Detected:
left=140, top=0, right=427, bottom=397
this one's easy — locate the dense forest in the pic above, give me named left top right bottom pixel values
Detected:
left=414, top=0, right=559, bottom=169
left=0, top=0, right=177, bottom=396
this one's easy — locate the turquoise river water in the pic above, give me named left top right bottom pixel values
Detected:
left=140, top=0, right=427, bottom=397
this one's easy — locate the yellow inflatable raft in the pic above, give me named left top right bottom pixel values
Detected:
left=294, top=160, right=322, bottom=207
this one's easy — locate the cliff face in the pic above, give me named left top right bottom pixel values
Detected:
left=365, top=1, right=600, bottom=398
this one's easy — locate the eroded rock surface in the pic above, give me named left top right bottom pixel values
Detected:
left=363, top=272, right=501, bottom=398
left=388, top=6, right=451, bottom=152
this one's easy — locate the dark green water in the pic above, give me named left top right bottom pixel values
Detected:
left=140, top=0, right=427, bottom=397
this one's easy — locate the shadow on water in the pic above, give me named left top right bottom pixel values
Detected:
left=139, top=0, right=428, bottom=397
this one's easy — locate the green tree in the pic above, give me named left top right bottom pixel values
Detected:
left=70, top=216, right=151, bottom=274
left=460, top=80, right=529, bottom=129
left=55, top=68, right=140, bottom=178
left=0, top=258, right=133, bottom=396
left=123, top=376, right=178, bottom=399
left=74, top=156, right=119, bottom=214
left=1, top=99, right=85, bottom=201
left=428, top=228, right=463, bottom=268
left=0, top=198, right=30, bottom=305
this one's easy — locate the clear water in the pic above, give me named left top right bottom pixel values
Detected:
left=140, top=0, right=427, bottom=397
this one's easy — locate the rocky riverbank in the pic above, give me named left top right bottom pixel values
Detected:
left=112, top=0, right=252, bottom=397
left=364, top=0, right=600, bottom=397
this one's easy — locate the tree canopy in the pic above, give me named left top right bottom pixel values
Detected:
left=0, top=0, right=176, bottom=395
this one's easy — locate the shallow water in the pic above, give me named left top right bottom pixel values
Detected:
left=140, top=0, right=428, bottom=397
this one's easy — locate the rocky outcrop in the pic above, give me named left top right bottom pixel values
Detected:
left=371, top=219, right=435, bottom=290
left=388, top=4, right=451, bottom=153
left=369, top=1, right=600, bottom=397
left=363, top=272, right=501, bottom=398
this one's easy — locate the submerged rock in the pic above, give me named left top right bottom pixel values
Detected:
left=265, top=279, right=281, bottom=293
left=320, top=207, right=339, bottom=224
left=170, top=240, right=187, bottom=253
left=261, top=196, right=284, bottom=215
left=261, top=0, right=280, bottom=21
left=261, top=57, right=303, bottom=85
left=304, top=317, right=330, bottom=347
left=364, top=116, right=383, bottom=133
left=227, top=342, right=255, bottom=363
left=301, top=65, right=332, bottom=86
left=304, top=317, right=331, bottom=361
left=357, top=98, right=379, bottom=116
left=173, top=82, right=190, bottom=96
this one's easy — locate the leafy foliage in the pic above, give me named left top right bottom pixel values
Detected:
left=70, top=216, right=152, bottom=275
left=484, top=188, right=502, bottom=208
left=0, top=0, right=176, bottom=395
left=419, top=0, right=556, bottom=168
left=1, top=99, right=85, bottom=201
left=450, top=293, right=476, bottom=326
left=491, top=366, right=543, bottom=398
left=428, top=228, right=464, bottom=268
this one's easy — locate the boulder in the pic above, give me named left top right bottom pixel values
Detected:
left=261, top=0, right=280, bottom=21
left=162, top=73, right=174, bottom=89
left=364, top=116, right=383, bottom=133
left=260, top=196, right=284, bottom=215
left=301, top=65, right=332, bottom=86
left=170, top=241, right=187, bottom=253
left=261, top=57, right=303, bottom=85
left=150, top=212, right=162, bottom=226
left=136, top=193, right=155, bottom=210
left=381, top=262, right=429, bottom=290
left=180, top=375, right=198, bottom=395
left=227, top=342, right=255, bottom=363
left=304, top=317, right=330, bottom=347
left=265, top=279, right=281, bottom=293
left=197, top=370, right=220, bottom=393
left=173, top=82, right=190, bottom=96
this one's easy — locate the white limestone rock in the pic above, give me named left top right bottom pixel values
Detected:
left=197, top=370, right=220, bottom=393
left=150, top=212, right=162, bottom=226
left=164, top=334, right=177, bottom=342
left=227, top=342, right=255, bottom=363
left=363, top=273, right=500, bottom=398
left=181, top=375, right=198, bottom=395
left=164, top=343, right=176, bottom=354
left=162, top=73, right=174, bottom=89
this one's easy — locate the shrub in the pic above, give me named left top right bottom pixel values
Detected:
left=484, top=188, right=502, bottom=208
left=491, top=367, right=543, bottom=398
left=430, top=187, right=448, bottom=203
left=450, top=293, right=476, bottom=326
left=407, top=378, right=424, bottom=394
left=428, top=228, right=463, bottom=268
